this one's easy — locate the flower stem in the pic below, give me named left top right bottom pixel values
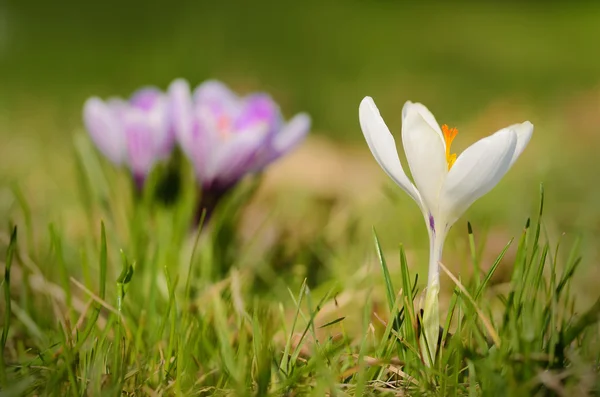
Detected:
left=421, top=228, right=446, bottom=367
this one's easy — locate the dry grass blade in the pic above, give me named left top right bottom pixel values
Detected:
left=438, top=261, right=501, bottom=347
left=69, top=277, right=120, bottom=316
left=387, top=365, right=419, bottom=386
left=340, top=355, right=418, bottom=386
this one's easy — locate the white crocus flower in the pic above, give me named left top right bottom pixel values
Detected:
left=359, top=96, right=533, bottom=365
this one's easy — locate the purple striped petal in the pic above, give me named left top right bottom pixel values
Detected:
left=234, top=94, right=281, bottom=135
left=193, top=80, right=240, bottom=119
left=250, top=113, right=310, bottom=171
left=130, top=88, right=163, bottom=111
left=123, top=114, right=157, bottom=178
left=169, top=78, right=312, bottom=194
left=272, top=112, right=310, bottom=155
left=168, top=79, right=196, bottom=156
left=202, top=128, right=269, bottom=189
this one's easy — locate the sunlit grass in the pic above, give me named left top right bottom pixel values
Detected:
left=1, top=136, right=599, bottom=395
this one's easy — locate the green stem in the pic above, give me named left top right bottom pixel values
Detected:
left=421, top=227, right=446, bottom=367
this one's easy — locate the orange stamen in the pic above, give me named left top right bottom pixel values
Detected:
left=441, top=124, right=458, bottom=170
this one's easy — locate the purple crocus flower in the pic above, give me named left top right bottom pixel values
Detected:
left=83, top=87, right=175, bottom=189
left=168, top=78, right=310, bottom=216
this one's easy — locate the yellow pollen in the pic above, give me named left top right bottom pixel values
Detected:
left=442, top=124, right=458, bottom=170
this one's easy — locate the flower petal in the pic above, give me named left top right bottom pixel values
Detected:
left=508, top=121, right=533, bottom=168
left=439, top=127, right=518, bottom=226
left=151, top=110, right=174, bottom=159
left=272, top=113, right=310, bottom=154
left=403, top=101, right=444, bottom=143
left=401, top=101, right=447, bottom=214
left=251, top=112, right=311, bottom=172
left=203, top=129, right=269, bottom=188
left=193, top=80, right=240, bottom=118
left=130, top=87, right=163, bottom=111
left=168, top=79, right=195, bottom=156
left=359, top=97, right=422, bottom=207
left=130, top=88, right=173, bottom=159
left=122, top=114, right=157, bottom=177
left=235, top=94, right=281, bottom=134
left=83, top=97, right=126, bottom=164
left=169, top=79, right=217, bottom=183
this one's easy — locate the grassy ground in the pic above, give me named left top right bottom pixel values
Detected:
left=2, top=1, right=600, bottom=395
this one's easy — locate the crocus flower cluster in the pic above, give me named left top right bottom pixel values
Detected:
left=359, top=96, right=533, bottom=365
left=83, top=79, right=311, bottom=210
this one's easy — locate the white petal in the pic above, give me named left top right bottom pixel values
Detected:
left=402, top=101, right=444, bottom=144
left=359, top=97, right=422, bottom=207
left=508, top=121, right=533, bottom=168
left=83, top=97, right=126, bottom=164
left=439, top=127, right=518, bottom=227
left=401, top=101, right=447, bottom=214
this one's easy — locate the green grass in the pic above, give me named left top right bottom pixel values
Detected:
left=1, top=137, right=599, bottom=395
left=2, top=1, right=600, bottom=394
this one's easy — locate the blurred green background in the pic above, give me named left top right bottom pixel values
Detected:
left=1, top=1, right=600, bottom=299
left=3, top=1, right=600, bottom=136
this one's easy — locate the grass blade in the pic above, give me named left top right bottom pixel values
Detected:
left=280, top=279, right=307, bottom=374
left=562, top=298, right=600, bottom=346
left=474, top=238, right=513, bottom=300
left=372, top=228, right=395, bottom=312
left=76, top=221, right=108, bottom=350
left=439, top=261, right=500, bottom=347
left=467, top=222, right=481, bottom=288
left=0, top=226, right=17, bottom=386
left=399, top=244, right=417, bottom=348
